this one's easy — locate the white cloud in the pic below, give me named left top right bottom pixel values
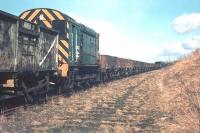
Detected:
left=172, top=13, right=200, bottom=34
left=163, top=42, right=186, bottom=54
left=159, top=35, right=200, bottom=61
left=160, top=41, right=187, bottom=58
left=182, top=35, right=200, bottom=50
left=160, top=13, right=200, bottom=61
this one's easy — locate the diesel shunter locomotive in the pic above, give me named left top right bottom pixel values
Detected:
left=0, top=9, right=161, bottom=103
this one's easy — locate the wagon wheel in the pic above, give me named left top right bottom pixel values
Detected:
left=44, top=74, right=50, bottom=103
left=21, top=80, right=33, bottom=104
left=63, top=76, right=74, bottom=94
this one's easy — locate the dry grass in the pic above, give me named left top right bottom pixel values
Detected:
left=155, top=49, right=200, bottom=132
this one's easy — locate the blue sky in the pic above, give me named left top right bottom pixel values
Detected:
left=1, top=0, right=200, bottom=62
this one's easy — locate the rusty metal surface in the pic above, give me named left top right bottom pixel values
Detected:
left=17, top=32, right=37, bottom=71
left=0, top=13, right=59, bottom=72
left=100, top=55, right=136, bottom=69
left=100, top=55, right=157, bottom=70
left=36, top=29, right=58, bottom=71
left=16, top=20, right=58, bottom=71
left=100, top=55, right=118, bottom=69
left=0, top=19, right=18, bottom=72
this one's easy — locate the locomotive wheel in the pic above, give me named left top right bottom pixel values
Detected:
left=57, top=78, right=63, bottom=94
left=57, top=78, right=64, bottom=94
left=57, top=76, right=71, bottom=94
left=64, top=77, right=75, bottom=95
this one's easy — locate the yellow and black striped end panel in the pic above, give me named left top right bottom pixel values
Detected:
left=20, top=9, right=70, bottom=77
left=20, top=11, right=31, bottom=19
left=19, top=8, right=65, bottom=28
left=58, top=39, right=69, bottom=65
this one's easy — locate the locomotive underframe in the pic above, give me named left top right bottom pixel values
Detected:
left=65, top=65, right=101, bottom=89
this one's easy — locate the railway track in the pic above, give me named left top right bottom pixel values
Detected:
left=0, top=87, right=52, bottom=116
left=1, top=106, right=22, bottom=117
left=0, top=96, right=30, bottom=117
